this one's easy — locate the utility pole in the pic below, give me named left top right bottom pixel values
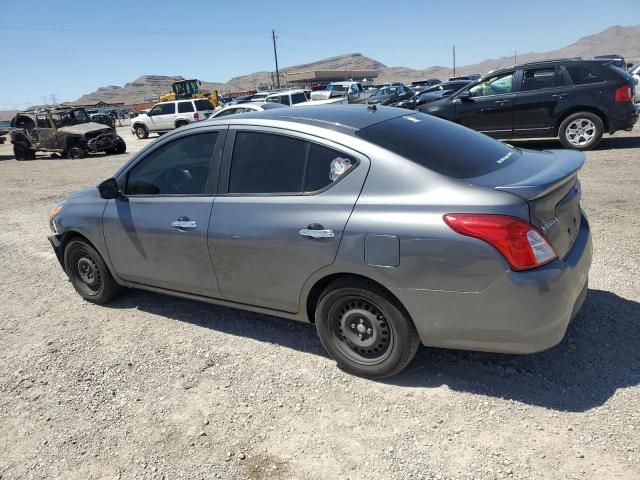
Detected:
left=272, top=29, right=281, bottom=89
left=452, top=45, right=456, bottom=77
left=514, top=50, right=517, bottom=65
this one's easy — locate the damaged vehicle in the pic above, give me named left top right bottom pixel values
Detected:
left=10, top=107, right=126, bottom=160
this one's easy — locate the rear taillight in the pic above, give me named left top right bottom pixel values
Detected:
left=194, top=112, right=200, bottom=120
left=614, top=85, right=633, bottom=103
left=443, top=214, right=557, bottom=271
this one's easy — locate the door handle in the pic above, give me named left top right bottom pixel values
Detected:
left=172, top=219, right=197, bottom=231
left=494, top=99, right=509, bottom=105
left=552, top=94, right=567, bottom=99
left=299, top=227, right=335, bottom=239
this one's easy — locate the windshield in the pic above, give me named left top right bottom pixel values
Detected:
left=326, top=84, right=348, bottom=93
left=51, top=109, right=90, bottom=127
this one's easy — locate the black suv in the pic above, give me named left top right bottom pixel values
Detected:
left=420, top=59, right=638, bottom=150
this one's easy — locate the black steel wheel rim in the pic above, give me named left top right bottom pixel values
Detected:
left=70, top=248, right=102, bottom=296
left=328, top=295, right=394, bottom=366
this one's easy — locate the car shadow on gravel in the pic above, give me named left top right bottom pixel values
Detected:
left=108, top=290, right=329, bottom=357
left=393, top=289, right=640, bottom=412
left=110, top=288, right=639, bottom=411
left=509, top=134, right=640, bottom=151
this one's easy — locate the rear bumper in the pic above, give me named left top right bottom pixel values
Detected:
left=394, top=214, right=593, bottom=354
left=608, top=106, right=638, bottom=133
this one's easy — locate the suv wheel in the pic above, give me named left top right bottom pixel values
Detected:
left=64, top=239, right=122, bottom=304
left=315, top=278, right=420, bottom=379
left=67, top=146, right=86, bottom=159
left=175, top=120, right=188, bottom=128
left=135, top=125, right=149, bottom=139
left=558, top=112, right=604, bottom=150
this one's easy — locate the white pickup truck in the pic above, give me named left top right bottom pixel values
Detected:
left=310, top=81, right=373, bottom=104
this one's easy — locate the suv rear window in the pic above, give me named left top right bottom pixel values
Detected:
left=194, top=99, right=214, bottom=111
left=356, top=114, right=519, bottom=179
left=567, top=67, right=604, bottom=85
left=178, top=101, right=195, bottom=113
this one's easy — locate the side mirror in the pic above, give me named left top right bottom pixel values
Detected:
left=457, top=91, right=472, bottom=100
left=98, top=178, right=121, bottom=199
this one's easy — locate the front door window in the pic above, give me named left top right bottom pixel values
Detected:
left=469, top=72, right=514, bottom=97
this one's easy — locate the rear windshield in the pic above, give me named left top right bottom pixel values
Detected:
left=355, top=113, right=519, bottom=178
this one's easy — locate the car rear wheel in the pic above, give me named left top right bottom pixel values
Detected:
left=175, top=120, right=188, bottom=128
left=63, top=239, right=122, bottom=304
left=135, top=125, right=149, bottom=139
left=559, top=112, right=604, bottom=150
left=315, top=278, right=420, bottom=378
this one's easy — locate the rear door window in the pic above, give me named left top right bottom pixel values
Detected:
left=304, top=144, right=355, bottom=192
left=566, top=67, right=604, bottom=85
left=291, top=93, right=307, bottom=104
left=178, top=101, right=195, bottom=113
left=228, top=132, right=307, bottom=194
left=521, top=68, right=556, bottom=91
left=356, top=113, right=519, bottom=179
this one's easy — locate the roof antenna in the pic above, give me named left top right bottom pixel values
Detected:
left=367, top=104, right=377, bottom=112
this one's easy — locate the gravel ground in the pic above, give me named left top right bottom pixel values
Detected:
left=0, top=126, right=638, bottom=480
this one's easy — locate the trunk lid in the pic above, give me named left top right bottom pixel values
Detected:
left=466, top=148, right=585, bottom=259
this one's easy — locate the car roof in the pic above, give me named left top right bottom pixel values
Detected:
left=206, top=105, right=409, bottom=135
left=266, top=89, right=306, bottom=96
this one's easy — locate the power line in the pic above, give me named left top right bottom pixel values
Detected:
left=0, top=23, right=267, bottom=36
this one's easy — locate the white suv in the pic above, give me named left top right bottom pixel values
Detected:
left=131, top=99, right=214, bottom=139
left=265, top=90, right=309, bottom=106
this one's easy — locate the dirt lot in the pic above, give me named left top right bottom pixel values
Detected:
left=0, top=126, right=638, bottom=480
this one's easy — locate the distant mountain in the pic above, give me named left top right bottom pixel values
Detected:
left=66, top=24, right=640, bottom=105
left=74, top=75, right=242, bottom=105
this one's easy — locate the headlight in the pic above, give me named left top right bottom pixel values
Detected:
left=49, top=203, right=64, bottom=234
left=49, top=204, right=63, bottom=218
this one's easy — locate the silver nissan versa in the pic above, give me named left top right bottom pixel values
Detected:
left=48, top=105, right=592, bottom=378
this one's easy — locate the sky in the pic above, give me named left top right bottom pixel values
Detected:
left=1, top=0, right=639, bottom=109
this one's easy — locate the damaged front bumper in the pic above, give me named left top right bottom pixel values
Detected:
left=86, top=133, right=120, bottom=152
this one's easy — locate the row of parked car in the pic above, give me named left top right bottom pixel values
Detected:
left=130, top=57, right=637, bottom=151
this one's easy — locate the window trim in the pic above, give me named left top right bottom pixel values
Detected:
left=118, top=126, right=227, bottom=198
left=217, top=126, right=362, bottom=197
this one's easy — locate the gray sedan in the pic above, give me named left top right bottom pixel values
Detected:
left=48, top=106, right=592, bottom=378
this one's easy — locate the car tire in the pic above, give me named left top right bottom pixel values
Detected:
left=67, top=146, right=86, bottom=159
left=134, top=125, right=149, bottom=139
left=114, top=137, right=126, bottom=154
left=63, top=239, right=122, bottom=304
left=315, top=278, right=420, bottom=379
left=558, top=112, right=604, bottom=150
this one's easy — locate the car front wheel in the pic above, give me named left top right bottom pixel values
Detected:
left=63, top=239, right=122, bottom=304
left=558, top=112, right=604, bottom=150
left=135, top=125, right=149, bottom=139
left=315, top=278, right=420, bottom=379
